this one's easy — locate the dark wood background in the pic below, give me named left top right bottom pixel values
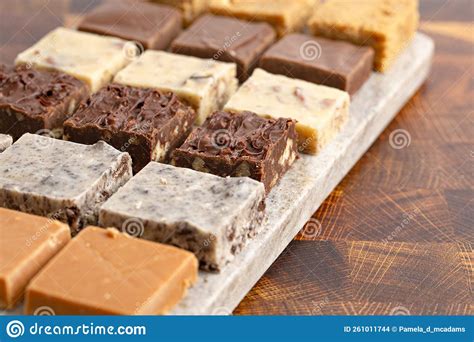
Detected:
left=0, top=0, right=472, bottom=315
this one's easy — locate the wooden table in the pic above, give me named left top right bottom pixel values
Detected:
left=0, top=0, right=472, bottom=315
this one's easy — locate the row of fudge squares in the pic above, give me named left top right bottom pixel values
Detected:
left=0, top=207, right=198, bottom=314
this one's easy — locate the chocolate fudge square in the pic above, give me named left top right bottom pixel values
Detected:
left=259, top=34, right=374, bottom=94
left=171, top=14, right=275, bottom=82
left=64, top=84, right=196, bottom=173
left=0, top=133, right=132, bottom=233
left=78, top=1, right=182, bottom=50
left=172, top=111, right=298, bottom=192
left=0, top=65, right=88, bottom=140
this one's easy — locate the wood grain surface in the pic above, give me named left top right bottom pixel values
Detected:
left=0, top=0, right=472, bottom=316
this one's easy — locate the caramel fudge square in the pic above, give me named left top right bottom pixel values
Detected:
left=225, top=69, right=350, bottom=154
left=64, top=84, right=196, bottom=173
left=171, top=14, right=275, bottom=82
left=25, top=227, right=198, bottom=315
left=78, top=1, right=182, bottom=50
left=0, top=134, right=12, bottom=152
left=308, top=0, right=419, bottom=72
left=114, top=51, right=238, bottom=124
left=0, top=208, right=70, bottom=309
left=0, top=65, right=88, bottom=140
left=0, top=134, right=132, bottom=233
left=15, top=27, right=131, bottom=92
left=150, top=0, right=208, bottom=24
left=99, top=162, right=265, bottom=272
left=172, top=111, right=298, bottom=192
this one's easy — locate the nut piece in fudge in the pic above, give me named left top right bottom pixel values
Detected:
left=0, top=134, right=12, bottom=152
left=15, top=27, right=132, bottom=92
left=0, top=133, right=132, bottom=233
left=259, top=33, right=374, bottom=95
left=171, top=14, right=275, bottom=82
left=150, top=0, right=208, bottom=25
left=209, top=0, right=318, bottom=37
left=308, top=0, right=419, bottom=72
left=225, top=69, right=350, bottom=155
left=0, top=65, right=88, bottom=140
left=114, top=50, right=238, bottom=125
left=78, top=1, right=182, bottom=50
left=0, top=208, right=70, bottom=309
left=99, top=163, right=265, bottom=272
left=25, top=227, right=198, bottom=315
left=172, top=111, right=298, bottom=192
left=64, top=84, right=196, bottom=173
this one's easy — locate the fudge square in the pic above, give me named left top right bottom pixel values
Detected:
left=209, top=0, right=318, bottom=37
left=171, top=14, right=275, bottom=82
left=150, top=0, right=208, bottom=25
left=0, top=134, right=12, bottom=152
left=99, top=162, right=265, bottom=272
left=0, top=133, right=132, bottom=233
left=114, top=50, right=238, bottom=124
left=225, top=69, right=350, bottom=155
left=64, top=84, right=197, bottom=173
left=15, top=27, right=131, bottom=92
left=0, top=208, right=70, bottom=309
left=308, top=0, right=419, bottom=72
left=0, top=65, right=88, bottom=140
left=172, top=111, right=298, bottom=193
left=25, top=227, right=198, bottom=315
left=259, top=34, right=374, bottom=95
left=78, top=1, right=182, bottom=50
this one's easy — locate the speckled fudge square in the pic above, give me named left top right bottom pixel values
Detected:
left=0, top=133, right=132, bottom=233
left=15, top=27, right=131, bottom=92
left=99, top=162, right=265, bottom=272
left=114, top=51, right=238, bottom=125
left=0, top=134, right=12, bottom=152
left=150, top=0, right=208, bottom=24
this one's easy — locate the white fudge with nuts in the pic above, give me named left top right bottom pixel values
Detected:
left=225, top=68, right=350, bottom=154
left=0, top=134, right=12, bottom=152
left=0, top=134, right=132, bottom=233
left=99, top=162, right=265, bottom=272
left=114, top=50, right=238, bottom=124
left=15, top=27, right=131, bottom=92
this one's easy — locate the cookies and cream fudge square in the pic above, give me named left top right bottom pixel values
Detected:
left=308, top=0, right=419, bottom=72
left=0, top=134, right=12, bottom=152
left=150, top=0, right=208, bottom=25
left=15, top=27, right=131, bottom=92
left=114, top=50, right=238, bottom=124
left=99, top=162, right=265, bottom=272
left=0, top=133, right=132, bottom=233
left=224, top=69, right=350, bottom=154
left=25, top=227, right=198, bottom=315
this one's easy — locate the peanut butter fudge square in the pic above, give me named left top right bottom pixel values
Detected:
left=0, top=134, right=132, bottom=233
left=259, top=34, right=374, bottom=95
left=0, top=134, right=12, bottom=152
left=171, top=14, right=275, bottom=82
left=308, top=0, right=419, bottom=72
left=0, top=208, right=70, bottom=309
left=114, top=51, right=238, bottom=124
left=225, top=69, right=350, bottom=154
left=15, top=27, right=131, bottom=92
left=25, top=227, right=198, bottom=315
left=0, top=65, right=88, bottom=140
left=150, top=0, right=208, bottom=25
left=209, top=0, right=318, bottom=37
left=64, top=84, right=196, bottom=173
left=78, top=1, right=182, bottom=50
left=172, top=111, right=298, bottom=192
left=99, top=162, right=265, bottom=272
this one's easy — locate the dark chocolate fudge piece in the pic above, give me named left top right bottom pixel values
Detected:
left=172, top=111, right=298, bottom=192
left=0, top=65, right=88, bottom=140
left=78, top=1, right=182, bottom=50
left=64, top=84, right=196, bottom=173
left=171, top=14, right=275, bottom=82
left=259, top=33, right=374, bottom=94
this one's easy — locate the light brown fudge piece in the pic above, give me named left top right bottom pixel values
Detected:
left=308, top=0, right=419, bottom=72
left=209, top=0, right=318, bottom=37
left=0, top=208, right=70, bottom=309
left=150, top=0, right=208, bottom=24
left=25, top=227, right=198, bottom=315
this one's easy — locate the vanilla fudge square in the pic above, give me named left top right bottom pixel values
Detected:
left=0, top=134, right=12, bottom=152
left=224, top=69, right=350, bottom=154
left=15, top=27, right=131, bottom=92
left=114, top=50, right=238, bottom=124
left=0, top=134, right=132, bottom=233
left=99, top=162, right=265, bottom=271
